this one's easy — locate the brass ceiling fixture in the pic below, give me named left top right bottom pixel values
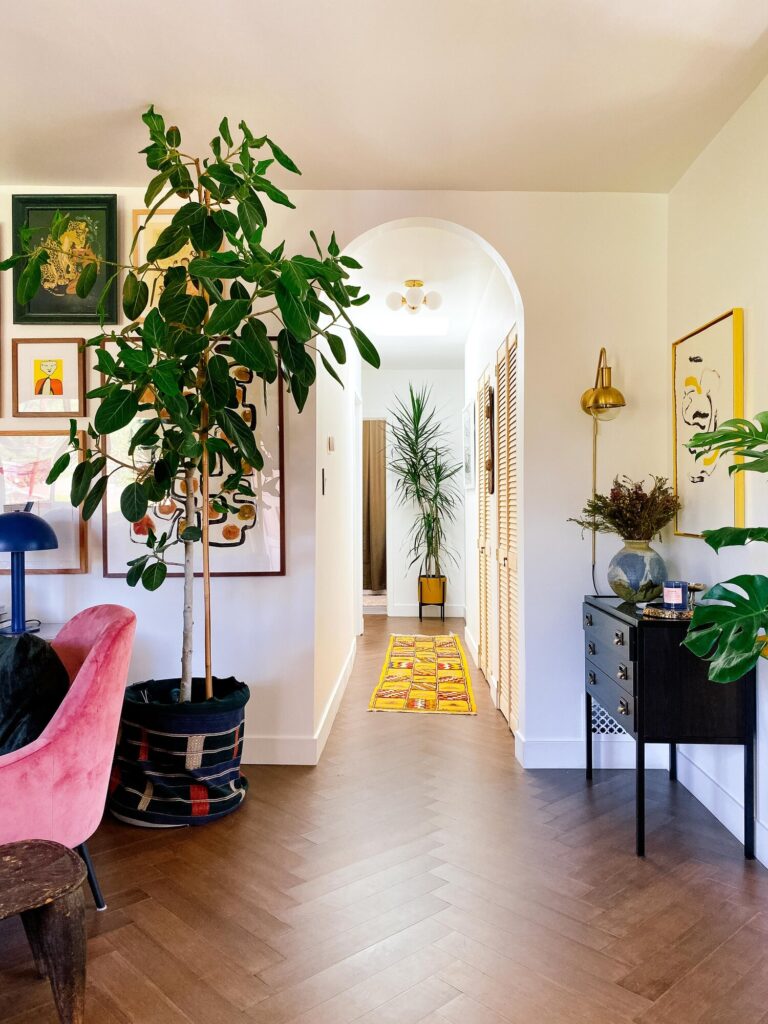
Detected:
left=385, top=278, right=443, bottom=314
left=581, top=348, right=626, bottom=591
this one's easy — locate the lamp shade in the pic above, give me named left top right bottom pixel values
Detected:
left=0, top=511, right=58, bottom=553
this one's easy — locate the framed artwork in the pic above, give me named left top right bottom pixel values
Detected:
left=0, top=430, right=88, bottom=574
left=103, top=365, right=285, bottom=577
left=672, top=308, right=745, bottom=538
left=12, top=195, right=118, bottom=324
left=12, top=338, right=86, bottom=418
left=463, top=401, right=476, bottom=490
left=132, top=208, right=196, bottom=315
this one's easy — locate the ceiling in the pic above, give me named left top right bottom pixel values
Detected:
left=2, top=1, right=768, bottom=192
left=347, top=224, right=500, bottom=369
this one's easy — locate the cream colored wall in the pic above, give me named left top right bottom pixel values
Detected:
left=668, top=72, right=768, bottom=864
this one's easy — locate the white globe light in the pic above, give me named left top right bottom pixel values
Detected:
left=385, top=292, right=403, bottom=311
left=424, top=291, right=442, bottom=310
left=404, top=286, right=424, bottom=309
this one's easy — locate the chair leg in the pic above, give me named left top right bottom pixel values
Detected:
left=76, top=842, right=107, bottom=911
left=21, top=889, right=86, bottom=1023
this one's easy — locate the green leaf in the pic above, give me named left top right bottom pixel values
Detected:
left=94, top=389, right=140, bottom=434
left=142, top=104, right=166, bottom=140
left=75, top=260, right=98, bottom=299
left=205, top=298, right=250, bottom=337
left=142, top=308, right=167, bottom=349
left=201, top=354, right=230, bottom=410
left=188, top=252, right=245, bottom=280
left=232, top=319, right=277, bottom=379
left=151, top=359, right=181, bottom=396
left=0, top=253, right=26, bottom=271
left=171, top=202, right=206, bottom=229
left=229, top=281, right=250, bottom=302
left=159, top=292, right=207, bottom=328
left=237, top=197, right=265, bottom=242
left=290, top=373, right=309, bottom=412
left=166, top=125, right=181, bottom=147
left=120, top=482, right=148, bottom=523
left=683, top=575, right=768, bottom=682
left=212, top=209, right=239, bottom=235
left=350, top=326, right=380, bottom=368
left=328, top=232, right=340, bottom=257
left=71, top=460, right=94, bottom=506
left=219, top=117, right=233, bottom=147
left=82, top=475, right=108, bottom=521
left=249, top=174, right=295, bottom=209
left=119, top=347, right=150, bottom=373
left=267, top=137, right=301, bottom=174
left=275, top=280, right=311, bottom=342
left=217, top=408, right=263, bottom=470
left=702, top=527, right=768, bottom=552
left=189, top=216, right=224, bottom=254
left=280, top=259, right=308, bottom=298
left=325, top=332, right=347, bottom=364
left=128, top=417, right=162, bottom=452
left=320, top=353, right=343, bottom=387
left=17, top=258, right=42, bottom=305
left=45, top=451, right=71, bottom=485
left=144, top=169, right=172, bottom=207
left=146, top=224, right=189, bottom=263
left=126, top=556, right=149, bottom=587
left=180, top=524, right=202, bottom=542
left=339, top=254, right=362, bottom=269
left=122, top=273, right=149, bottom=321
left=142, top=561, right=168, bottom=591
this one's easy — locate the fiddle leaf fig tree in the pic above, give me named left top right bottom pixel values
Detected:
left=0, top=106, right=379, bottom=702
left=684, top=414, right=768, bottom=682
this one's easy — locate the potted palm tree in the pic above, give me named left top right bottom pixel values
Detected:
left=389, top=385, right=462, bottom=620
left=0, top=106, right=379, bottom=825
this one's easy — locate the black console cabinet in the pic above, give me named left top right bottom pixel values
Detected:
left=583, top=595, right=757, bottom=858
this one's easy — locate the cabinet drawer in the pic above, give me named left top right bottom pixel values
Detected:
left=583, top=605, right=635, bottom=688
left=585, top=663, right=636, bottom=734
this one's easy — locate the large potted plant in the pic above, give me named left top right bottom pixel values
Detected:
left=570, top=475, right=681, bottom=602
left=389, top=385, right=461, bottom=619
left=0, top=107, right=379, bottom=825
left=683, top=413, right=768, bottom=680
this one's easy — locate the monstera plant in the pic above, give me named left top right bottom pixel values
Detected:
left=684, top=413, right=768, bottom=682
left=0, top=107, right=379, bottom=826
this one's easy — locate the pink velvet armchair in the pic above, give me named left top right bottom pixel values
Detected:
left=0, top=605, right=136, bottom=909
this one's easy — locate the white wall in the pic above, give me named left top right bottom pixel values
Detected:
left=668, top=71, right=768, bottom=864
left=361, top=366, right=466, bottom=618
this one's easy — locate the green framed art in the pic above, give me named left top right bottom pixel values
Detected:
left=12, top=194, right=118, bottom=324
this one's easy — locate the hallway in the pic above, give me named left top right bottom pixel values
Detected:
left=1, top=617, right=767, bottom=1024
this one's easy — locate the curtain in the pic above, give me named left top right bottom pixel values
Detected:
left=363, top=419, right=387, bottom=592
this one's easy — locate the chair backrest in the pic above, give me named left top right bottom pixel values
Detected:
left=45, top=605, right=137, bottom=844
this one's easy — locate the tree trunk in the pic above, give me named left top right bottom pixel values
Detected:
left=179, top=465, right=196, bottom=702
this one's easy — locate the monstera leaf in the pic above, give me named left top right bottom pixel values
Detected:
left=687, top=413, right=768, bottom=474
left=702, top=527, right=768, bottom=552
left=684, top=574, right=768, bottom=683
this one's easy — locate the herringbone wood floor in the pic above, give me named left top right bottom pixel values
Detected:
left=1, top=615, right=767, bottom=1023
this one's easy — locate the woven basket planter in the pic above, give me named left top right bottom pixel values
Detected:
left=108, top=676, right=250, bottom=827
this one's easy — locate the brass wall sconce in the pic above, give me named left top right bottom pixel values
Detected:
left=581, top=348, right=626, bottom=590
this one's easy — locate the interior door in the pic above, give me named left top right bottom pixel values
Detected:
left=496, top=332, right=520, bottom=728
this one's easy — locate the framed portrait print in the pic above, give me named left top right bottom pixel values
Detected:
left=672, top=308, right=745, bottom=538
left=463, top=401, right=476, bottom=490
left=12, top=195, right=118, bottom=324
left=102, top=365, right=285, bottom=577
left=132, top=208, right=196, bottom=315
left=12, top=338, right=86, bottom=417
left=0, top=430, right=88, bottom=574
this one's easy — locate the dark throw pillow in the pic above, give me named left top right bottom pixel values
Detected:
left=0, top=633, right=70, bottom=755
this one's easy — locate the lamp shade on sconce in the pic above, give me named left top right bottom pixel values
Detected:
left=0, top=511, right=58, bottom=636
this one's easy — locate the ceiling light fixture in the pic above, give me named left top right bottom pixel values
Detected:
left=386, top=279, right=442, bottom=315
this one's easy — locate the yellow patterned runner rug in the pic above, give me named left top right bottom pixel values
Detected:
left=368, top=634, right=477, bottom=714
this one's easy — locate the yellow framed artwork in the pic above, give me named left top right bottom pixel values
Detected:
left=672, top=309, right=745, bottom=538
left=132, top=208, right=196, bottom=315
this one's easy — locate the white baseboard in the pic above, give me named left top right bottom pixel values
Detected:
left=488, top=673, right=499, bottom=707
left=676, top=748, right=767, bottom=866
left=388, top=602, right=465, bottom=619
left=514, top=733, right=668, bottom=770
left=242, top=639, right=356, bottom=767
left=463, top=625, right=479, bottom=664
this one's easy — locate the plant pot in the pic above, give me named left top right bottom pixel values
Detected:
left=607, top=540, right=667, bottom=604
left=419, top=575, right=446, bottom=606
left=108, top=676, right=250, bottom=827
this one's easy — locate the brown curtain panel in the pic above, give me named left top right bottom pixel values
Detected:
left=362, top=419, right=387, bottom=592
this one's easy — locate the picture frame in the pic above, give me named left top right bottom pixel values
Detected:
left=12, top=338, right=86, bottom=418
left=12, top=194, right=118, bottom=324
left=672, top=308, right=745, bottom=538
left=0, top=430, right=88, bottom=574
left=463, top=400, right=476, bottom=490
left=102, top=365, right=285, bottom=578
left=132, top=208, right=196, bottom=316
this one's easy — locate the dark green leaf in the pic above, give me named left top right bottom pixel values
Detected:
left=205, top=298, right=250, bottom=337
left=249, top=174, right=295, bottom=209
left=75, top=260, right=98, bottom=299
left=126, top=556, right=149, bottom=587
left=144, top=169, right=172, bottom=207
left=122, top=273, right=149, bottom=321
left=217, top=408, right=262, bottom=469
left=171, top=202, right=206, bottom=229
left=128, top=418, right=162, bottom=452
left=0, top=253, right=25, bottom=271
left=151, top=359, right=181, bottom=396
left=82, top=475, right=108, bottom=521
left=232, top=319, right=277, bottom=379
left=275, top=280, right=311, bottom=342
left=328, top=232, right=340, bottom=257
left=320, top=353, right=343, bottom=386
left=120, top=482, right=148, bottom=523
left=683, top=575, right=768, bottom=682
left=159, top=292, right=207, bottom=328
left=17, top=259, right=42, bottom=305
left=142, top=561, right=168, bottom=591
left=180, top=524, right=202, bottom=542
left=238, top=197, right=265, bottom=242
left=201, top=354, right=230, bottom=410
left=703, top=527, right=768, bottom=552
left=166, top=125, right=181, bottom=147
left=351, top=326, right=380, bottom=368
left=325, top=332, right=347, bottom=364
left=339, top=254, right=362, bottom=269
left=94, top=389, right=140, bottom=434
left=290, top=374, right=309, bottom=412
left=45, top=451, right=71, bottom=485
left=229, top=281, right=250, bottom=302
left=146, top=224, right=189, bottom=263
left=267, top=137, right=301, bottom=174
left=188, top=252, right=245, bottom=280
left=189, top=216, right=224, bottom=253
left=71, top=460, right=94, bottom=506
left=280, top=260, right=308, bottom=298
left=219, top=117, right=233, bottom=147
left=142, top=308, right=167, bottom=349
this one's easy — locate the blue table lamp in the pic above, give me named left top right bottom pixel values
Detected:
left=0, top=511, right=58, bottom=635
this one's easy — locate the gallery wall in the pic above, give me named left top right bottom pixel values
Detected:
left=668, top=70, right=768, bottom=864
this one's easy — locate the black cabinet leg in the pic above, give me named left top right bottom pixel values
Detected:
left=745, top=736, right=755, bottom=860
left=669, top=743, right=677, bottom=782
left=76, top=842, right=107, bottom=911
left=585, top=692, right=593, bottom=781
left=636, top=738, right=645, bottom=857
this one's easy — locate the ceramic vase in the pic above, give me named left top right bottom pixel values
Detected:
left=607, top=539, right=666, bottom=604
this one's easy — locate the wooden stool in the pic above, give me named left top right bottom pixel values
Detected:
left=0, top=841, right=87, bottom=1024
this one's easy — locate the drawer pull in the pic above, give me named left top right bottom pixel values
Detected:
left=617, top=664, right=629, bottom=681
left=587, top=671, right=597, bottom=686
left=584, top=613, right=593, bottom=627
left=613, top=630, right=625, bottom=646
left=617, top=698, right=630, bottom=716
left=587, top=641, right=596, bottom=656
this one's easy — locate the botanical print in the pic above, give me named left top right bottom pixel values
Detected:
left=38, top=215, right=100, bottom=297
left=104, top=365, right=283, bottom=576
left=673, top=311, right=743, bottom=536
